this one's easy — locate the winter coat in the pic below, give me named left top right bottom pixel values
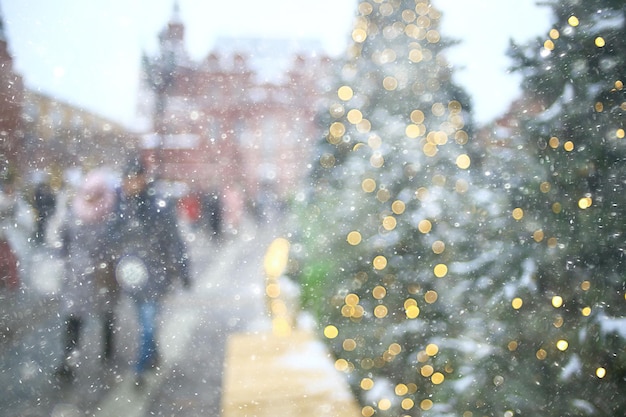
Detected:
left=58, top=170, right=118, bottom=317
left=112, top=187, right=190, bottom=303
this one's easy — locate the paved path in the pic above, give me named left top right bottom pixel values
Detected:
left=0, top=218, right=360, bottom=416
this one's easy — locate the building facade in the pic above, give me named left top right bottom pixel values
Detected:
left=139, top=5, right=334, bottom=209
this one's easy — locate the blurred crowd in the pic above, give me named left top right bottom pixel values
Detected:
left=0, top=159, right=256, bottom=387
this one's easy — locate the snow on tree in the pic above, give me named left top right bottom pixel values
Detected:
left=292, top=0, right=625, bottom=416
left=289, top=1, right=520, bottom=415
left=491, top=1, right=626, bottom=415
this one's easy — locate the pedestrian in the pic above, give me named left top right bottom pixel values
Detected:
left=112, top=156, right=191, bottom=387
left=0, top=173, right=35, bottom=290
left=54, top=168, right=119, bottom=381
left=32, top=178, right=57, bottom=245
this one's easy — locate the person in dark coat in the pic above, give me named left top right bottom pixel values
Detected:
left=54, top=168, right=119, bottom=380
left=113, top=157, right=191, bottom=387
left=32, top=180, right=57, bottom=244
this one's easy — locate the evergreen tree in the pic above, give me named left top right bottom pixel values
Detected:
left=291, top=1, right=521, bottom=415
left=484, top=1, right=626, bottom=415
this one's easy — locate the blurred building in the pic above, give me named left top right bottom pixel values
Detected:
left=20, top=90, right=137, bottom=186
left=0, top=10, right=24, bottom=181
left=138, top=4, right=334, bottom=205
left=0, top=6, right=138, bottom=188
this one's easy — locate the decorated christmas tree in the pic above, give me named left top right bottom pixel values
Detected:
left=292, top=0, right=512, bottom=415
left=484, top=0, right=626, bottom=415
left=293, top=0, right=625, bottom=416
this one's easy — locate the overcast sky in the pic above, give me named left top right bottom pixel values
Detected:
left=1, top=0, right=552, bottom=129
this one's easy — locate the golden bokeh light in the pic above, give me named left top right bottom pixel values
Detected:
left=362, top=178, right=377, bottom=193
left=345, top=293, right=359, bottom=306
left=556, top=339, right=569, bottom=351
left=423, top=142, right=438, bottom=157
left=357, top=118, right=372, bottom=133
left=595, top=37, right=605, bottom=48
left=362, top=405, right=375, bottom=417
left=581, top=280, right=591, bottom=291
left=324, top=325, right=339, bottom=339
left=426, top=29, right=440, bottom=43
left=420, top=399, right=434, bottom=410
left=343, top=338, right=357, bottom=351
left=433, top=263, right=448, bottom=278
left=334, top=358, right=349, bottom=371
left=395, top=383, right=409, bottom=395
left=536, top=348, right=547, bottom=360
left=329, top=122, right=345, bottom=139
left=456, top=154, right=471, bottom=169
left=411, top=109, right=425, bottom=123
left=373, top=285, right=387, bottom=299
left=352, top=28, right=367, bottom=43
left=405, top=123, right=421, bottom=138
left=374, top=305, right=388, bottom=318
left=418, top=219, right=432, bottom=233
left=337, top=85, right=354, bottom=101
left=406, top=304, right=420, bottom=319
left=512, top=207, right=524, bottom=220
left=582, top=306, right=591, bottom=316
left=347, top=231, right=362, bottom=246
left=568, top=16, right=579, bottom=26
left=415, top=187, right=428, bottom=201
left=455, top=130, right=469, bottom=144
left=533, top=229, right=544, bottom=242
left=549, top=136, right=560, bottom=148
left=329, top=103, right=345, bottom=118
left=391, top=200, right=406, bottom=214
left=401, top=398, right=414, bottom=410
left=382, top=216, right=396, bottom=230
left=564, top=140, right=574, bottom=151
left=425, top=343, right=439, bottom=356
left=455, top=179, right=469, bottom=194
left=512, top=297, right=523, bottom=309
left=431, top=102, right=446, bottom=117
left=549, top=28, right=560, bottom=39
left=389, top=343, right=402, bottom=355
left=540, top=181, right=551, bottom=193
left=383, top=76, right=398, bottom=91
left=554, top=315, right=564, bottom=329
left=370, top=153, right=385, bottom=168
left=595, top=101, right=604, bottom=112
left=432, top=240, right=445, bottom=254
left=596, top=367, right=606, bottom=378
left=431, top=372, right=445, bottom=384
left=552, top=295, right=563, bottom=308
left=578, top=196, right=592, bottom=209
left=378, top=398, right=392, bottom=411
left=347, top=109, right=363, bottom=124
left=617, top=129, right=625, bottom=139
left=360, top=377, right=374, bottom=390
left=420, top=364, right=434, bottom=377
left=377, top=188, right=391, bottom=202
left=424, top=290, right=438, bottom=304
left=373, top=255, right=388, bottom=270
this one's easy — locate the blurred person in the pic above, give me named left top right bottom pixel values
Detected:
left=112, top=157, right=190, bottom=387
left=54, top=168, right=118, bottom=381
left=0, top=174, right=35, bottom=290
left=32, top=178, right=57, bottom=245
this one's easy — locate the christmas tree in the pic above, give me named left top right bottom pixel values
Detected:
left=293, top=0, right=625, bottom=416
left=484, top=0, right=626, bottom=415
left=292, top=0, right=514, bottom=415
